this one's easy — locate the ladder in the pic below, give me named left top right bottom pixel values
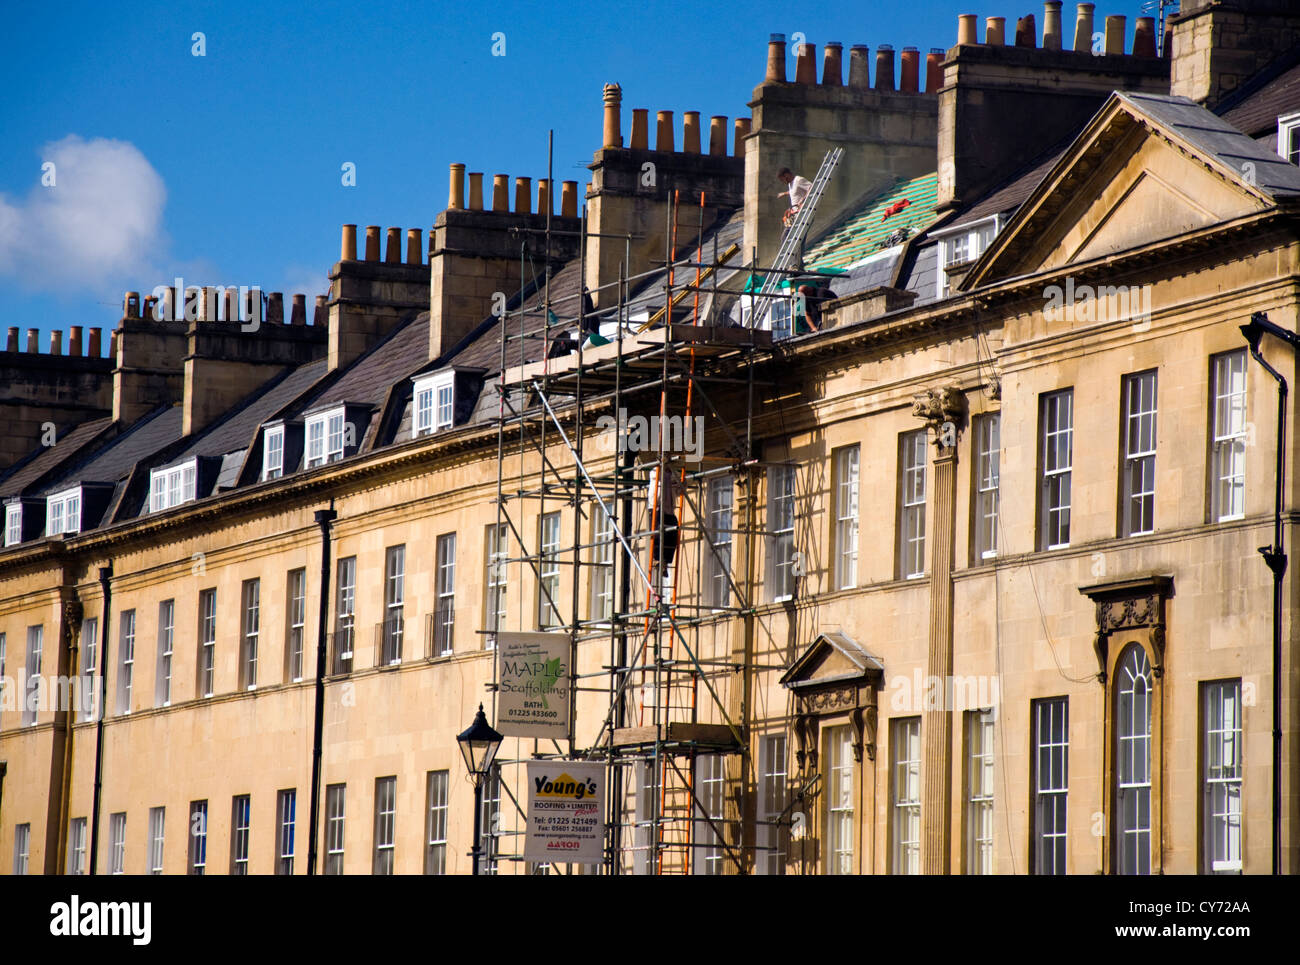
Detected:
left=749, top=147, right=843, bottom=332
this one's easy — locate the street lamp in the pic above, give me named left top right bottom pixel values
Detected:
left=457, top=703, right=503, bottom=876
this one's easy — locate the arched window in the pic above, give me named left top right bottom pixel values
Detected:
left=1115, top=644, right=1152, bottom=874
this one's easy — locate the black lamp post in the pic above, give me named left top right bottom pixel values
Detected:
left=457, top=703, right=503, bottom=876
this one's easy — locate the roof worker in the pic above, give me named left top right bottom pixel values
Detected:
left=777, top=168, right=813, bottom=228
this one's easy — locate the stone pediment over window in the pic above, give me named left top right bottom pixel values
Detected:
left=781, top=631, right=883, bottom=766
left=781, top=630, right=883, bottom=695
left=1080, top=574, right=1173, bottom=682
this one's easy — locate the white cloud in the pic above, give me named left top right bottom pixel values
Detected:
left=0, top=135, right=167, bottom=295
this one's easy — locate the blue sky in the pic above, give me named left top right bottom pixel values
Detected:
left=1, top=0, right=1003, bottom=347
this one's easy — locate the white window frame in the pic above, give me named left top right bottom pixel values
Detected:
left=149, top=459, right=197, bottom=512
left=826, top=724, right=855, bottom=875
left=1116, top=644, right=1153, bottom=875
left=413, top=372, right=456, bottom=436
left=974, top=413, right=1000, bottom=560
left=767, top=464, right=796, bottom=602
left=241, top=578, right=260, bottom=690
left=373, top=776, right=396, bottom=875
left=1210, top=351, right=1247, bottom=522
left=383, top=545, right=405, bottom=664
left=693, top=753, right=726, bottom=876
left=705, top=477, right=733, bottom=608
left=1278, top=111, right=1300, bottom=165
left=833, top=446, right=859, bottom=589
left=230, top=795, right=250, bottom=875
left=13, top=823, right=30, bottom=875
left=156, top=599, right=174, bottom=707
left=45, top=486, right=82, bottom=537
left=936, top=215, right=1000, bottom=298
left=486, top=523, right=508, bottom=641
left=899, top=431, right=927, bottom=579
left=188, top=800, right=208, bottom=875
left=325, top=784, right=346, bottom=875
left=276, top=789, right=296, bottom=875
left=434, top=534, right=456, bottom=656
left=335, top=556, right=356, bottom=673
left=79, top=618, right=98, bottom=722
left=1033, top=696, right=1069, bottom=875
left=287, top=568, right=306, bottom=681
left=148, top=807, right=165, bottom=875
left=891, top=717, right=921, bottom=874
left=966, top=709, right=995, bottom=874
left=479, top=767, right=500, bottom=875
left=538, top=512, right=561, bottom=628
left=1202, top=679, right=1243, bottom=874
left=68, top=817, right=87, bottom=875
left=5, top=503, right=22, bottom=546
left=758, top=734, right=787, bottom=875
left=305, top=407, right=346, bottom=467
left=23, top=625, right=42, bottom=727
left=1040, top=389, right=1074, bottom=549
left=198, top=589, right=216, bottom=698
left=1122, top=371, right=1158, bottom=537
left=262, top=425, right=285, bottom=481
left=590, top=510, right=615, bottom=623
left=109, top=812, right=126, bottom=875
left=117, top=612, right=135, bottom=716
left=425, top=770, right=449, bottom=875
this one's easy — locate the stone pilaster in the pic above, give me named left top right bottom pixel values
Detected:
left=911, top=384, right=966, bottom=874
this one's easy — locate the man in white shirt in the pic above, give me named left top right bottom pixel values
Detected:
left=777, top=168, right=812, bottom=227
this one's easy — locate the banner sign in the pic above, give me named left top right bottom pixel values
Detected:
left=524, top=761, right=605, bottom=864
left=496, top=632, right=571, bottom=739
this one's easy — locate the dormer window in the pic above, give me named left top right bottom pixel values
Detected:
left=413, top=372, right=455, bottom=436
left=305, top=407, right=347, bottom=467
left=4, top=504, right=21, bottom=547
left=150, top=459, right=197, bottom=512
left=936, top=215, right=1002, bottom=298
left=1278, top=112, right=1300, bottom=165
left=263, top=425, right=285, bottom=480
left=46, top=487, right=82, bottom=536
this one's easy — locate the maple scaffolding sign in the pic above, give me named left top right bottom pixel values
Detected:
left=496, top=632, right=571, bottom=739
left=524, top=761, right=605, bottom=864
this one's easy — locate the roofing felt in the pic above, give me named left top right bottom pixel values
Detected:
left=803, top=173, right=939, bottom=272
left=37, top=405, right=183, bottom=496
left=0, top=417, right=114, bottom=499
left=1119, top=91, right=1300, bottom=198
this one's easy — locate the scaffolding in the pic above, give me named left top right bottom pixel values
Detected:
left=481, top=140, right=837, bottom=874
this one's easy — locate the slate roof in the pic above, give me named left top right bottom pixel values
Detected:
left=1218, top=54, right=1300, bottom=138
left=37, top=405, right=182, bottom=496
left=0, top=417, right=115, bottom=499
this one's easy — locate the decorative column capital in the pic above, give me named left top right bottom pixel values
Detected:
left=911, top=383, right=968, bottom=451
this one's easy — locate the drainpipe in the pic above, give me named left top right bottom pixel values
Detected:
left=1240, top=312, right=1288, bottom=876
left=307, top=505, right=337, bottom=875
left=89, top=565, right=112, bottom=875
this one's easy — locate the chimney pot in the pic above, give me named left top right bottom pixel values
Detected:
left=468, top=172, right=484, bottom=211
left=900, top=47, right=920, bottom=93
left=848, top=45, right=871, bottom=87
left=682, top=112, right=701, bottom=154
left=986, top=17, right=1006, bottom=46
left=201, top=287, right=216, bottom=322
left=314, top=294, right=327, bottom=326
left=874, top=45, right=895, bottom=91
left=69, top=326, right=83, bottom=356
left=794, top=43, right=817, bottom=85
left=492, top=175, right=509, bottom=212
left=50, top=330, right=62, bottom=355
left=448, top=163, right=466, bottom=210
left=26, top=328, right=38, bottom=352
left=1104, top=14, right=1125, bottom=55
left=765, top=33, right=787, bottom=83
left=733, top=118, right=751, bottom=156
left=1015, top=15, right=1037, bottom=47
left=223, top=288, right=238, bottom=321
left=5, top=327, right=16, bottom=352
left=88, top=327, right=102, bottom=358
left=515, top=176, right=532, bottom=214
left=602, top=83, right=623, bottom=149
left=630, top=109, right=649, bottom=150
left=109, top=331, right=118, bottom=362
left=708, top=116, right=727, bottom=156
left=364, top=226, right=381, bottom=261
left=925, top=49, right=944, bottom=93
left=291, top=294, right=307, bottom=326
left=341, top=224, right=357, bottom=261
left=1043, top=2, right=1063, bottom=50
left=406, top=228, right=422, bottom=265
left=537, top=180, right=552, bottom=217
left=1134, top=16, right=1156, bottom=57
left=560, top=181, right=579, bottom=219
left=124, top=291, right=140, bottom=318
left=656, top=111, right=674, bottom=152
left=268, top=292, right=285, bottom=325
left=957, top=14, right=978, bottom=45
left=386, top=227, right=402, bottom=263
left=1074, top=3, right=1095, bottom=53
left=245, top=289, right=263, bottom=325
left=822, top=42, right=843, bottom=86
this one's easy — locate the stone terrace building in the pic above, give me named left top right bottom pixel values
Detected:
left=2, top=1, right=1300, bottom=875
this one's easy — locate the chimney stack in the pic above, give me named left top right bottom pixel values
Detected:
left=1134, top=16, right=1156, bottom=57
left=848, top=45, right=871, bottom=87
left=656, top=111, right=674, bottom=152
left=795, top=43, right=817, bottom=84
left=683, top=112, right=701, bottom=154
left=875, top=45, right=895, bottom=90
left=709, top=116, right=727, bottom=156
left=70, top=326, right=83, bottom=356
left=926, top=49, right=944, bottom=93
left=406, top=228, right=421, bottom=265
left=341, top=224, right=357, bottom=261
left=823, top=42, right=843, bottom=85
left=514, top=177, right=532, bottom=214
left=630, top=109, right=649, bottom=149
left=766, top=34, right=787, bottom=83
left=291, top=294, right=306, bottom=326
left=26, top=329, right=39, bottom=352
left=986, top=17, right=1006, bottom=45
left=492, top=175, right=509, bottom=211
left=49, top=330, right=62, bottom=355
left=364, top=226, right=380, bottom=261
left=1016, top=15, right=1037, bottom=47
left=6, top=327, right=17, bottom=352
left=468, top=173, right=484, bottom=211
left=602, top=83, right=623, bottom=148
left=561, top=181, right=579, bottom=218
left=1104, top=15, right=1125, bottom=55
left=900, top=47, right=920, bottom=93
left=1074, top=3, right=1095, bottom=53
left=448, top=163, right=465, bottom=210
left=88, top=328, right=102, bottom=358
left=314, top=295, right=328, bottom=326
left=1043, top=2, right=1063, bottom=50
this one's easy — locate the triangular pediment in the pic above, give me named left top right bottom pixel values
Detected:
left=965, top=92, right=1295, bottom=288
left=780, top=630, right=883, bottom=691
